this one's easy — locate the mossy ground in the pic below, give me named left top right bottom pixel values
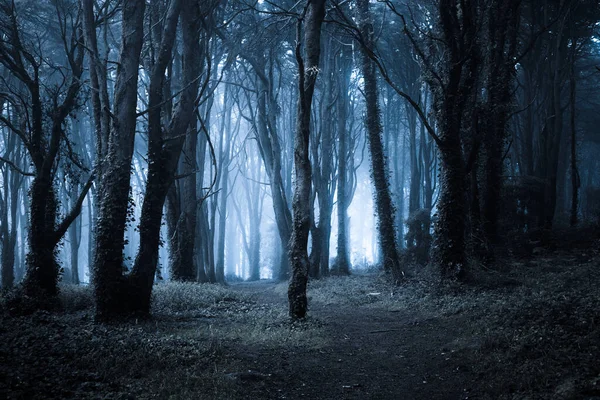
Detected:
left=1, top=236, right=599, bottom=399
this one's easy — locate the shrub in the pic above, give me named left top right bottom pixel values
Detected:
left=59, top=284, right=94, bottom=312
left=152, top=282, right=250, bottom=314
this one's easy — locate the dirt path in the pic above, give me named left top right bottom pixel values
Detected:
left=225, top=280, right=476, bottom=399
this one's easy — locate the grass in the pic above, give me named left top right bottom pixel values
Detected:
left=2, top=244, right=600, bottom=399
left=302, top=250, right=600, bottom=398
left=1, top=279, right=330, bottom=399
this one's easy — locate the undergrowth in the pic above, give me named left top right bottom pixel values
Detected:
left=2, top=246, right=599, bottom=399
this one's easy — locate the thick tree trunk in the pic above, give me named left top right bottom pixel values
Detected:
left=309, top=220, right=322, bottom=278
left=288, top=0, right=326, bottom=319
left=481, top=0, right=520, bottom=245
left=180, top=129, right=199, bottom=279
left=1, top=182, right=14, bottom=289
left=87, top=193, right=94, bottom=280
left=168, top=125, right=202, bottom=282
left=129, top=0, right=203, bottom=314
left=1, top=234, right=15, bottom=289
left=427, top=0, right=480, bottom=280
left=435, top=136, right=467, bottom=279
left=318, top=206, right=332, bottom=277
left=24, top=178, right=59, bottom=297
left=357, top=0, right=403, bottom=283
left=93, top=0, right=146, bottom=320
left=1, top=146, right=19, bottom=289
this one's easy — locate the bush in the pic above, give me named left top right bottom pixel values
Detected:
left=59, top=284, right=94, bottom=312
left=151, top=282, right=250, bottom=314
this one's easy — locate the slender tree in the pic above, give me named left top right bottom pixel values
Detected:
left=288, top=0, right=327, bottom=319
left=356, top=0, right=403, bottom=283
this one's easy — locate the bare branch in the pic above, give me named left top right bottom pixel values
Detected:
left=0, top=155, right=34, bottom=176
left=52, top=172, right=95, bottom=245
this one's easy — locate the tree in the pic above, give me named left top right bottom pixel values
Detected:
left=335, top=44, right=353, bottom=275
left=89, top=0, right=147, bottom=320
left=356, top=0, right=403, bottom=283
left=0, top=0, right=92, bottom=301
left=0, top=131, right=24, bottom=289
left=218, top=4, right=294, bottom=280
left=288, top=0, right=327, bottom=320
left=128, top=0, right=195, bottom=311
left=479, top=0, right=521, bottom=246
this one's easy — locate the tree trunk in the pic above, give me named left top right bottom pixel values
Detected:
left=1, top=177, right=13, bottom=289
left=335, top=48, right=352, bottom=275
left=569, top=50, right=579, bottom=226
left=435, top=136, right=467, bottom=279
left=215, top=152, right=230, bottom=284
left=408, top=107, right=421, bottom=214
left=129, top=0, right=203, bottom=314
left=288, top=0, right=326, bottom=319
left=24, top=178, right=59, bottom=297
left=69, top=181, right=81, bottom=285
left=427, top=0, right=480, bottom=280
left=1, top=136, right=20, bottom=289
left=357, top=0, right=403, bottom=283
left=481, top=0, right=520, bottom=245
left=93, top=0, right=147, bottom=320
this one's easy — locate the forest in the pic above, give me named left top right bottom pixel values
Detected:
left=1, top=0, right=600, bottom=398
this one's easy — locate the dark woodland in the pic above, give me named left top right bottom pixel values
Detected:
left=1, top=0, right=600, bottom=398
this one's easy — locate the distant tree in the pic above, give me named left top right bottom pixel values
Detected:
left=309, top=34, right=339, bottom=279
left=0, top=130, right=24, bottom=289
left=219, top=2, right=296, bottom=280
left=356, top=0, right=404, bottom=283
left=335, top=44, right=354, bottom=275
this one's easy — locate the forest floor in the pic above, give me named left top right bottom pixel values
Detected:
left=2, top=231, right=600, bottom=399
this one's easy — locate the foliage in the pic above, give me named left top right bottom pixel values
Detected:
left=405, top=208, right=432, bottom=265
left=151, top=282, right=252, bottom=315
left=2, top=244, right=600, bottom=398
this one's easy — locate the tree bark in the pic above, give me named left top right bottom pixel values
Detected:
left=335, top=47, right=352, bottom=275
left=129, top=0, right=204, bottom=314
left=480, top=0, right=520, bottom=246
left=429, top=0, right=480, bottom=280
left=569, top=45, right=579, bottom=226
left=357, top=0, right=403, bottom=283
left=288, top=0, right=326, bottom=319
left=93, top=0, right=147, bottom=320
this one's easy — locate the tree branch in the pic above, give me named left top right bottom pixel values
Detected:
left=0, top=155, right=34, bottom=176
left=52, top=172, right=94, bottom=245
